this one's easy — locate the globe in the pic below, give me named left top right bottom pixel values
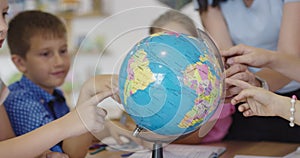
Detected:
left=118, top=31, right=224, bottom=137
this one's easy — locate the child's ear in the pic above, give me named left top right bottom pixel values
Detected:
left=11, top=54, right=27, bottom=73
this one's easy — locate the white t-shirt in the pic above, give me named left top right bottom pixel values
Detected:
left=0, top=78, right=9, bottom=105
left=195, top=0, right=300, bottom=93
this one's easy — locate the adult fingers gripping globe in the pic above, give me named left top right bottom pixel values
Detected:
left=118, top=31, right=225, bottom=139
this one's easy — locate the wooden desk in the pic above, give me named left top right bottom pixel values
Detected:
left=86, top=141, right=300, bottom=158
left=209, top=141, right=300, bottom=158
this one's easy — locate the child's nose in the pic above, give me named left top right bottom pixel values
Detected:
left=53, top=54, right=65, bottom=66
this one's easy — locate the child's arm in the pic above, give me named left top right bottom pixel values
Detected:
left=0, top=75, right=118, bottom=158
left=62, top=133, right=94, bottom=158
left=0, top=110, right=82, bottom=158
left=0, top=105, right=15, bottom=140
left=61, top=75, right=120, bottom=157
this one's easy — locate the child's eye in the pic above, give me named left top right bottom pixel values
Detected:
left=60, top=48, right=68, bottom=55
left=40, top=52, right=50, bottom=57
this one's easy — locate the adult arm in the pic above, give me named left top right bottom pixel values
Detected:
left=199, top=5, right=233, bottom=50
left=255, top=2, right=300, bottom=91
left=227, top=78, right=300, bottom=126
left=201, top=2, right=300, bottom=92
left=223, top=44, right=300, bottom=83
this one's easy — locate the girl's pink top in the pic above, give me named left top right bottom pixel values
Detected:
left=201, top=103, right=236, bottom=143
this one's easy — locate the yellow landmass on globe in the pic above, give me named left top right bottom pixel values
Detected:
left=124, top=49, right=156, bottom=105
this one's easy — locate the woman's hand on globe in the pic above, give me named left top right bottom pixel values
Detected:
left=224, top=63, right=259, bottom=102
left=222, top=44, right=274, bottom=68
left=226, top=78, right=281, bottom=117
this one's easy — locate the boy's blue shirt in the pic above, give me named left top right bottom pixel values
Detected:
left=4, top=75, right=70, bottom=153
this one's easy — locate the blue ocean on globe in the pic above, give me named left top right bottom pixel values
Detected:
left=119, top=32, right=224, bottom=136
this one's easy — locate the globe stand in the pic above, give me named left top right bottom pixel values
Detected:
left=152, top=142, right=163, bottom=158
left=133, top=126, right=165, bottom=158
